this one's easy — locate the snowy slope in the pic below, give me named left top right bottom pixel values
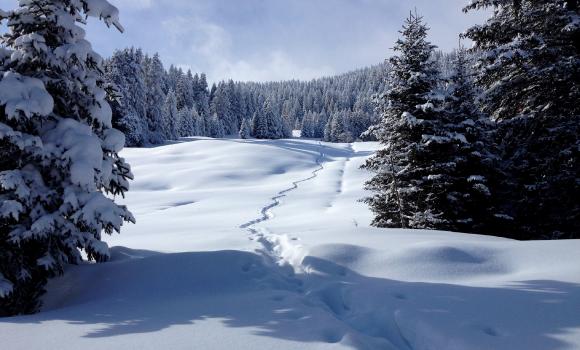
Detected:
left=1, top=137, right=579, bottom=350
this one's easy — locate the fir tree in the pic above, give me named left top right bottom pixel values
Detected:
left=194, top=73, right=210, bottom=118
left=208, top=114, right=225, bottom=138
left=163, top=90, right=179, bottom=140
left=177, top=107, right=197, bottom=137
left=176, top=70, right=195, bottom=110
left=440, top=46, right=499, bottom=234
left=239, top=118, right=252, bottom=139
left=464, top=0, right=580, bottom=239
left=362, top=12, right=451, bottom=229
left=105, top=48, right=147, bottom=146
left=0, top=0, right=134, bottom=315
left=324, top=112, right=354, bottom=143
left=144, top=53, right=167, bottom=144
left=251, top=108, right=268, bottom=139
left=300, top=112, right=318, bottom=138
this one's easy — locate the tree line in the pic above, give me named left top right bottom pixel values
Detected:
left=105, top=49, right=393, bottom=144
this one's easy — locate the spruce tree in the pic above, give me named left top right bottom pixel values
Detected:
left=440, top=47, right=499, bottom=234
left=300, top=112, right=317, bottom=138
left=239, top=118, right=252, bottom=139
left=163, top=90, right=179, bottom=140
left=105, top=48, right=147, bottom=146
left=144, top=53, right=167, bottom=144
left=464, top=0, right=580, bottom=239
left=208, top=114, right=225, bottom=138
left=251, top=107, right=269, bottom=139
left=362, top=12, right=451, bottom=229
left=177, top=107, right=196, bottom=137
left=0, top=0, right=134, bottom=315
left=324, top=112, right=354, bottom=143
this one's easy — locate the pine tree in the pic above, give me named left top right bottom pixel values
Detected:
left=176, top=70, right=195, bottom=110
left=253, top=100, right=290, bottom=139
left=0, top=0, right=134, bottom=315
left=362, top=12, right=451, bottom=229
left=300, top=112, right=317, bottom=138
left=251, top=108, right=268, bottom=139
left=163, top=90, right=179, bottom=140
left=269, top=103, right=291, bottom=139
left=239, top=118, right=252, bottom=139
left=464, top=0, right=580, bottom=239
left=208, top=114, right=225, bottom=138
left=194, top=73, right=210, bottom=118
left=144, top=54, right=167, bottom=144
left=210, top=82, right=234, bottom=135
left=177, top=107, right=197, bottom=137
left=105, top=48, right=147, bottom=146
left=324, top=112, right=354, bottom=143
left=440, top=46, right=499, bottom=234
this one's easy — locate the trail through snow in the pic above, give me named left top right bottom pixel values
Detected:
left=240, top=141, right=325, bottom=270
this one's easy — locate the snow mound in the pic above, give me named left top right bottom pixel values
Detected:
left=384, top=243, right=510, bottom=281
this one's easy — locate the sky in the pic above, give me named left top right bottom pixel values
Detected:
left=0, top=0, right=489, bottom=83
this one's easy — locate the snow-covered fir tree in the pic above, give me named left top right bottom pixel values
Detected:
left=143, top=53, right=167, bottom=144
left=439, top=46, right=499, bottom=234
left=210, top=81, right=236, bottom=135
left=251, top=100, right=290, bottom=139
left=208, top=114, right=225, bottom=138
left=105, top=48, right=147, bottom=146
left=324, top=111, right=354, bottom=143
left=239, top=118, right=252, bottom=139
left=251, top=107, right=268, bottom=139
left=362, top=12, right=456, bottom=229
left=0, top=0, right=134, bottom=316
left=162, top=90, right=179, bottom=140
left=464, top=0, right=580, bottom=239
left=193, top=73, right=210, bottom=119
left=176, top=70, right=195, bottom=110
left=300, top=111, right=320, bottom=138
left=177, top=107, right=197, bottom=137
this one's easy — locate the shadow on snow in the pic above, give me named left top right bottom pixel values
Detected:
left=1, top=247, right=579, bottom=350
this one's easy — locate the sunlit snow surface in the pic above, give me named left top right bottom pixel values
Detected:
left=1, top=137, right=579, bottom=350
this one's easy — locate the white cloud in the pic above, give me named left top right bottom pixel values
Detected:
left=208, top=51, right=335, bottom=83
left=163, top=16, right=334, bottom=82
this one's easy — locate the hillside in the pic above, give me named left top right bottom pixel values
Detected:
left=1, top=137, right=579, bottom=350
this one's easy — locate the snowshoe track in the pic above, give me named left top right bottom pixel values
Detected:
left=240, top=141, right=325, bottom=268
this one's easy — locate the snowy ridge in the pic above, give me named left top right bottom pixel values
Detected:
left=240, top=141, right=325, bottom=270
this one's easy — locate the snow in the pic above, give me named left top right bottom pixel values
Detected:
left=0, top=71, right=54, bottom=119
left=43, top=119, right=103, bottom=190
left=0, top=274, right=12, bottom=298
left=0, top=199, right=23, bottom=220
left=84, top=0, right=124, bottom=33
left=1, top=137, right=579, bottom=349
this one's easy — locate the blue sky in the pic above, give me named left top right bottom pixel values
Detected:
left=0, top=0, right=488, bottom=82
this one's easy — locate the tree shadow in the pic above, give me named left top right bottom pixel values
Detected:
left=1, top=249, right=579, bottom=349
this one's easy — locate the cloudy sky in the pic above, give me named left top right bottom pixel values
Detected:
left=1, top=0, right=488, bottom=82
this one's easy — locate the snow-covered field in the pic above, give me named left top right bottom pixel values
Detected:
left=1, top=137, right=579, bottom=350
